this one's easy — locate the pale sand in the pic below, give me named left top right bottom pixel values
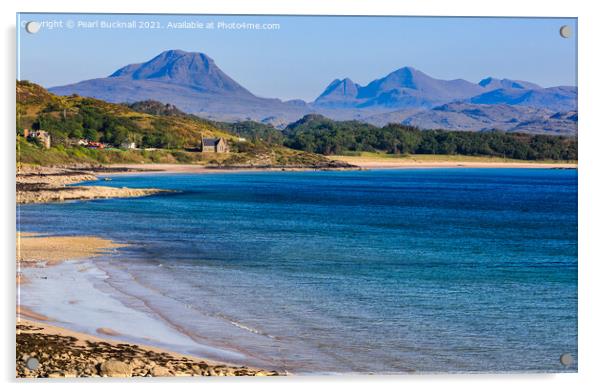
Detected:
left=17, top=232, right=126, bottom=267
left=107, top=159, right=576, bottom=174
left=16, top=273, right=29, bottom=285
left=330, top=155, right=577, bottom=169
left=17, top=305, right=50, bottom=321
left=96, top=327, right=121, bottom=336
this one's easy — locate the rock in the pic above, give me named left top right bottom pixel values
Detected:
left=191, top=365, right=204, bottom=375
left=150, top=365, right=171, bottom=377
left=99, top=360, right=132, bottom=377
left=48, top=372, right=63, bottom=378
left=131, top=358, right=145, bottom=368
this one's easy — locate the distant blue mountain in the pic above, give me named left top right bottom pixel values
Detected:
left=314, top=67, right=484, bottom=109
left=49, top=50, right=577, bottom=133
left=314, top=69, right=576, bottom=113
left=468, top=85, right=577, bottom=112
left=49, top=50, right=311, bottom=127
left=478, top=77, right=542, bottom=91
left=398, top=102, right=577, bottom=135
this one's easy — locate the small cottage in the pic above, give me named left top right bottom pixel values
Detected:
left=23, top=129, right=51, bottom=149
left=120, top=141, right=137, bottom=150
left=201, top=137, right=229, bottom=153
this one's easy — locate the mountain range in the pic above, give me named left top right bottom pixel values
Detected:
left=48, top=49, right=577, bottom=134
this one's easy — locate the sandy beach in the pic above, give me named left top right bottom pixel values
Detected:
left=16, top=232, right=278, bottom=377
left=17, top=231, right=126, bottom=267
left=104, top=157, right=577, bottom=175
left=329, top=155, right=578, bottom=169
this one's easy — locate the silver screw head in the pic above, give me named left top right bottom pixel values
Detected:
left=559, top=25, right=572, bottom=39
left=560, top=353, right=573, bottom=367
left=25, top=21, right=41, bottom=34
left=26, top=357, right=39, bottom=370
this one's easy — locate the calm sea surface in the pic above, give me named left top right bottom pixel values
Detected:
left=18, top=168, right=578, bottom=373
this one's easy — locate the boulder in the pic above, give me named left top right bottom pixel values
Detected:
left=99, top=360, right=132, bottom=377
left=150, top=365, right=172, bottom=377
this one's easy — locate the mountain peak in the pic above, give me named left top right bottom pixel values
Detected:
left=314, top=77, right=359, bottom=107
left=392, top=66, right=419, bottom=73
left=108, top=49, right=250, bottom=95
left=478, top=77, right=541, bottom=90
left=371, top=66, right=432, bottom=92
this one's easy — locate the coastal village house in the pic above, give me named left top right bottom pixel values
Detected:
left=76, top=139, right=107, bottom=149
left=23, top=129, right=51, bottom=149
left=201, top=137, right=229, bottom=153
left=120, top=141, right=137, bottom=150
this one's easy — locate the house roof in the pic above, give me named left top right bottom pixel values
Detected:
left=202, top=138, right=222, bottom=147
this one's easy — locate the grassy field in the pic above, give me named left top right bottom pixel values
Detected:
left=16, top=137, right=343, bottom=168
left=16, top=137, right=206, bottom=166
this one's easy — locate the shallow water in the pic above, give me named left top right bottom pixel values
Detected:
left=17, top=168, right=578, bottom=373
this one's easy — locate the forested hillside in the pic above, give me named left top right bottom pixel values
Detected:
left=283, top=115, right=577, bottom=161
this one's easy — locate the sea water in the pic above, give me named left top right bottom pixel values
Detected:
left=17, top=168, right=578, bottom=373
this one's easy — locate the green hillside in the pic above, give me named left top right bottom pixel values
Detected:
left=16, top=81, right=347, bottom=168
left=17, top=80, right=234, bottom=149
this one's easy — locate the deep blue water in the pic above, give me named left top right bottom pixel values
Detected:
left=17, top=168, right=578, bottom=373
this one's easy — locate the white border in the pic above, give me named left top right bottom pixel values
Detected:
left=2, top=1, right=601, bottom=390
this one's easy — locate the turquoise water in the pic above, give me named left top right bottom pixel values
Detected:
left=17, top=168, right=577, bottom=373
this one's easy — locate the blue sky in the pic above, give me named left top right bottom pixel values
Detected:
left=17, top=13, right=577, bottom=101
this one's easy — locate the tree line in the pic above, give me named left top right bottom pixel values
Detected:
left=282, top=115, right=577, bottom=161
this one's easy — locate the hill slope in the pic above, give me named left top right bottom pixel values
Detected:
left=16, top=81, right=350, bottom=169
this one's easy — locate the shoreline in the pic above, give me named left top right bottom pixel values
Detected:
left=16, top=165, right=170, bottom=204
left=328, top=156, right=577, bottom=170
left=17, top=318, right=276, bottom=377
left=103, top=160, right=577, bottom=175
left=16, top=232, right=279, bottom=377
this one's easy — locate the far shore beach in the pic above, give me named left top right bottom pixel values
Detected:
left=105, top=158, right=577, bottom=176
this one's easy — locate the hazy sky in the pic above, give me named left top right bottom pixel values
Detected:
left=17, top=13, right=577, bottom=101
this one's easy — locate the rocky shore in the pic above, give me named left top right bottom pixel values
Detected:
left=17, top=165, right=167, bottom=204
left=17, top=320, right=277, bottom=378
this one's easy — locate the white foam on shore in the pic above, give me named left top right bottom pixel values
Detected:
left=18, top=259, right=251, bottom=364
